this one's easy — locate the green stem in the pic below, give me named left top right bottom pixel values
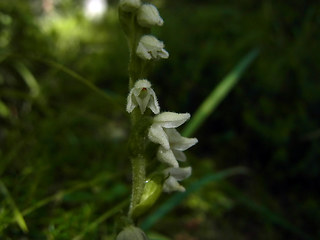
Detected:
left=127, top=16, right=146, bottom=220
left=128, top=154, right=146, bottom=218
left=128, top=113, right=152, bottom=219
left=124, top=7, right=153, bottom=221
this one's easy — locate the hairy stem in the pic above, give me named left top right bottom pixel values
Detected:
left=128, top=154, right=146, bottom=218
left=127, top=16, right=149, bottom=219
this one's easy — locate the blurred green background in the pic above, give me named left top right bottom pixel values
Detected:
left=0, top=0, right=319, bottom=239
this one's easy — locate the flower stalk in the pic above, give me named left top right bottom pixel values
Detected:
left=118, top=0, right=197, bottom=228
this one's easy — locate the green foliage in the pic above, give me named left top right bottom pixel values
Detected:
left=0, top=0, right=319, bottom=239
left=182, top=48, right=259, bottom=137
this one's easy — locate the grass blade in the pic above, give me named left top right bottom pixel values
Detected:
left=14, top=62, right=40, bottom=98
left=140, top=167, right=247, bottom=230
left=37, top=58, right=125, bottom=108
left=182, top=48, right=260, bottom=137
left=22, top=173, right=120, bottom=216
left=0, top=180, right=28, bottom=233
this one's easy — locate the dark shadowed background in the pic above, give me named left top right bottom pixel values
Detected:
left=0, top=0, right=319, bottom=239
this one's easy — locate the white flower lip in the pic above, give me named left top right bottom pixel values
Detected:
left=136, top=35, right=169, bottom=60
left=165, top=128, right=198, bottom=151
left=162, top=176, right=185, bottom=192
left=162, top=167, right=192, bottom=192
left=119, top=0, right=141, bottom=12
left=126, top=79, right=160, bottom=114
left=137, top=4, right=164, bottom=28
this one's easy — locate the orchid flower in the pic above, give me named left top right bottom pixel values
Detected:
left=163, top=167, right=192, bottom=192
left=126, top=79, right=160, bottom=114
left=136, top=35, right=169, bottom=60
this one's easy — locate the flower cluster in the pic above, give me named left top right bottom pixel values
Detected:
left=119, top=0, right=168, bottom=61
left=148, top=112, right=198, bottom=192
left=122, top=0, right=198, bottom=193
left=126, top=82, right=198, bottom=192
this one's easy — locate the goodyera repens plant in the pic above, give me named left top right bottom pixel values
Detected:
left=117, top=0, right=198, bottom=239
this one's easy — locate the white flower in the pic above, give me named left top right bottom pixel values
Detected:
left=137, top=4, right=163, bottom=28
left=163, top=167, right=192, bottom=192
left=148, top=112, right=190, bottom=150
left=126, top=79, right=160, bottom=114
left=157, top=129, right=198, bottom=167
left=119, top=0, right=141, bottom=12
left=136, top=35, right=169, bottom=60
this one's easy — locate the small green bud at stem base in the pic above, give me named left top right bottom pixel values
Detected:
left=131, top=176, right=162, bottom=219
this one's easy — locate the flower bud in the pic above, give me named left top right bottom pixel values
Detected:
left=137, top=4, right=163, bottom=28
left=131, top=176, right=162, bottom=218
left=119, top=0, right=141, bottom=12
left=136, top=35, right=169, bottom=60
left=116, top=226, right=149, bottom=240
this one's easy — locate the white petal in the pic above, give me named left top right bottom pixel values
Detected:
left=164, top=167, right=192, bottom=181
left=132, top=87, right=142, bottom=97
left=126, top=89, right=137, bottom=113
left=153, top=112, right=190, bottom=128
left=165, top=128, right=198, bottom=151
left=163, top=176, right=185, bottom=192
left=148, top=124, right=170, bottom=149
left=172, top=149, right=186, bottom=162
left=136, top=41, right=152, bottom=60
left=134, top=79, right=151, bottom=89
left=141, top=35, right=164, bottom=49
left=157, top=146, right=179, bottom=167
left=147, top=88, right=160, bottom=114
left=158, top=49, right=169, bottom=59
